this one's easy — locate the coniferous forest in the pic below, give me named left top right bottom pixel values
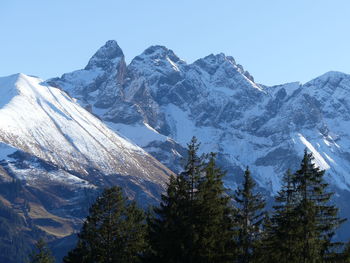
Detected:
left=29, top=137, right=350, bottom=263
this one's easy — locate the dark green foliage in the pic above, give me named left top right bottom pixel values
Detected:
left=147, top=137, right=203, bottom=262
left=258, top=170, right=300, bottom=263
left=28, top=239, right=55, bottom=263
left=195, top=153, right=236, bottom=263
left=146, top=174, right=193, bottom=262
left=2, top=142, right=348, bottom=262
left=292, top=150, right=345, bottom=262
left=260, top=151, right=345, bottom=263
left=147, top=138, right=236, bottom=263
left=63, top=186, right=147, bottom=263
left=181, top=136, right=203, bottom=204
left=234, top=167, right=265, bottom=263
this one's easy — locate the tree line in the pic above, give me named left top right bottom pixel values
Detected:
left=29, top=137, right=350, bottom=263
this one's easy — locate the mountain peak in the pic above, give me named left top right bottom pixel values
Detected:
left=304, top=71, right=350, bottom=88
left=318, top=71, right=349, bottom=80
left=195, top=53, right=235, bottom=65
left=0, top=73, right=40, bottom=104
left=138, top=45, right=182, bottom=64
left=85, top=40, right=124, bottom=70
left=193, top=53, right=255, bottom=82
left=0, top=74, right=21, bottom=107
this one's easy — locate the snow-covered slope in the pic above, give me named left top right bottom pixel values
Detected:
left=2, top=40, right=350, bottom=261
left=49, top=41, right=350, bottom=228
left=0, top=73, right=170, bottom=187
left=48, top=41, right=186, bottom=171
left=6, top=40, right=350, bottom=260
left=0, top=73, right=173, bottom=261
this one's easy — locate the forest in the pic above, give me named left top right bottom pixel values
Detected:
left=29, top=137, right=350, bottom=263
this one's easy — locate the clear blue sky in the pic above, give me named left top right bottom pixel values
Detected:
left=1, top=0, right=350, bottom=85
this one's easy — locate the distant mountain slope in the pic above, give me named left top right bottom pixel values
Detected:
left=0, top=73, right=170, bottom=182
left=48, top=41, right=350, bottom=190
left=50, top=41, right=350, bottom=240
left=3, top=40, right=350, bottom=261
left=0, top=73, right=172, bottom=262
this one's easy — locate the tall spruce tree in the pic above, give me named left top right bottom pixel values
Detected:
left=259, top=170, right=300, bottom=263
left=147, top=137, right=203, bottom=263
left=146, top=174, right=193, bottom=263
left=147, top=138, right=237, bottom=263
left=259, top=151, right=345, bottom=263
left=28, top=239, right=55, bottom=263
left=234, top=167, right=265, bottom=263
left=195, top=153, right=236, bottom=263
left=292, top=150, right=345, bottom=263
left=182, top=136, right=203, bottom=203
left=63, top=186, right=146, bottom=263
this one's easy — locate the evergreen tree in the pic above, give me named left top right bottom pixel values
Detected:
left=148, top=139, right=237, bottom=263
left=181, top=136, right=203, bottom=203
left=260, top=151, right=345, bottom=263
left=259, top=170, right=300, bottom=263
left=63, top=186, right=146, bottom=263
left=147, top=137, right=203, bottom=263
left=292, top=150, right=345, bottom=263
left=195, top=153, right=236, bottom=263
left=28, top=239, right=55, bottom=263
left=146, top=174, right=193, bottom=262
left=255, top=211, right=273, bottom=263
left=234, top=167, right=265, bottom=263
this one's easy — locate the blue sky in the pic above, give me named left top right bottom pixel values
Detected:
left=1, top=0, right=350, bottom=85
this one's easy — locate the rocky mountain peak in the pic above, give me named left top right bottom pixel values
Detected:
left=304, top=71, right=350, bottom=90
left=193, top=53, right=254, bottom=82
left=85, top=40, right=124, bottom=70
left=141, top=45, right=181, bottom=62
left=5, top=40, right=350, bottom=259
left=127, top=45, right=185, bottom=77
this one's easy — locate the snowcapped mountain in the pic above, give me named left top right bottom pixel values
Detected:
left=49, top=41, right=350, bottom=238
left=0, top=72, right=172, bottom=261
left=2, top=39, right=350, bottom=261
left=0, top=73, right=170, bottom=191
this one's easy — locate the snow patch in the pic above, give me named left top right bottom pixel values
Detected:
left=297, top=133, right=330, bottom=170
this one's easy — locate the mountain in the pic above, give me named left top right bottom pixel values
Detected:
left=50, top=40, right=350, bottom=238
left=0, top=73, right=172, bottom=262
left=2, top=40, right=350, bottom=261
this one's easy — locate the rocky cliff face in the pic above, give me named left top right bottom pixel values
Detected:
left=50, top=41, right=350, bottom=240
left=2, top=39, right=350, bottom=262
left=48, top=42, right=350, bottom=186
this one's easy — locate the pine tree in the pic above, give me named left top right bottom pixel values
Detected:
left=181, top=136, right=203, bottom=203
left=195, top=153, right=236, bottom=263
left=147, top=137, right=203, bottom=263
left=292, top=150, right=345, bottom=263
left=255, top=211, right=273, bottom=263
left=259, top=151, right=345, bottom=263
left=63, top=186, right=146, bottom=263
left=28, top=239, right=55, bottom=263
left=259, top=170, right=300, bottom=263
left=234, top=167, right=265, bottom=263
left=146, top=174, right=193, bottom=262
left=147, top=139, right=238, bottom=263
